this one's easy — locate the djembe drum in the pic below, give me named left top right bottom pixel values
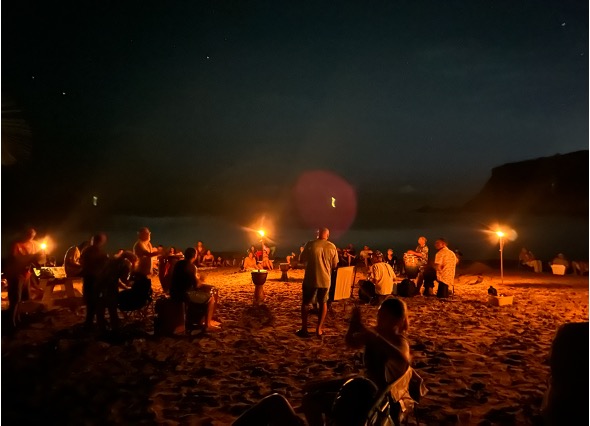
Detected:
left=279, top=263, right=290, bottom=281
left=251, top=270, right=268, bottom=305
left=403, top=253, right=420, bottom=279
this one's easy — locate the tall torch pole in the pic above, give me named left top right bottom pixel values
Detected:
left=496, top=231, right=505, bottom=285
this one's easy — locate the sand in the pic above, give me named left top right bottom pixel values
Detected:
left=1, top=263, right=588, bottom=425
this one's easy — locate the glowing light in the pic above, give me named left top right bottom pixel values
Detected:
left=40, top=243, right=47, bottom=251
left=496, top=231, right=505, bottom=238
left=331, top=197, right=336, bottom=208
left=258, top=230, right=265, bottom=237
left=93, top=196, right=98, bottom=206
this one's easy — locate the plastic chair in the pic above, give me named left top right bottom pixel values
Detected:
left=366, top=367, right=427, bottom=426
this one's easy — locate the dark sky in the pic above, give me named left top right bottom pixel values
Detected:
left=2, top=0, right=588, bottom=226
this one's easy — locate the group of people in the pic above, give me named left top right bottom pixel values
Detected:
left=519, top=248, right=588, bottom=275
left=5, top=226, right=221, bottom=332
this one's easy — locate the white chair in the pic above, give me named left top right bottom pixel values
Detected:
left=550, top=264, right=566, bottom=275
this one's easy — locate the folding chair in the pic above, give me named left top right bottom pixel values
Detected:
left=328, top=266, right=356, bottom=314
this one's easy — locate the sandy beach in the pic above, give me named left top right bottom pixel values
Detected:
left=1, top=262, right=588, bottom=425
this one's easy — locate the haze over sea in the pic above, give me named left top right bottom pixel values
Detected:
left=3, top=211, right=587, bottom=266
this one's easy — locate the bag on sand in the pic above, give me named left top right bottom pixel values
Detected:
left=397, top=279, right=417, bottom=297
left=436, top=282, right=449, bottom=298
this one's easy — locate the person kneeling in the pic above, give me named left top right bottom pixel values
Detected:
left=358, top=250, right=396, bottom=305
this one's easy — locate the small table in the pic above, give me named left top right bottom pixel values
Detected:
left=35, top=267, right=81, bottom=308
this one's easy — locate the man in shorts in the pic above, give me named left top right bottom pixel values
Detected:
left=297, top=227, right=338, bottom=338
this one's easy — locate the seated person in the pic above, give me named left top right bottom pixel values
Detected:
left=571, top=260, right=589, bottom=275
left=286, top=245, right=306, bottom=269
left=170, top=247, right=220, bottom=331
left=340, top=243, right=357, bottom=267
left=242, top=252, right=260, bottom=271
left=261, top=246, right=274, bottom=270
left=358, top=245, right=373, bottom=268
left=302, top=298, right=411, bottom=425
left=358, top=250, right=396, bottom=304
left=519, top=247, right=543, bottom=273
left=550, top=253, right=570, bottom=273
left=64, top=241, right=89, bottom=278
left=95, top=251, right=138, bottom=332
left=202, top=249, right=215, bottom=267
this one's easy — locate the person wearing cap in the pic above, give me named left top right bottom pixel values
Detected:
left=359, top=250, right=396, bottom=305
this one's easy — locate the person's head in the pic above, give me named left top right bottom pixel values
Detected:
left=318, top=227, right=330, bottom=240
left=377, top=297, right=409, bottom=335
left=118, top=251, right=138, bottom=269
left=184, top=247, right=197, bottom=261
left=250, top=245, right=256, bottom=251
left=434, top=238, right=447, bottom=250
left=371, top=250, right=383, bottom=264
left=363, top=245, right=369, bottom=251
left=299, top=245, right=305, bottom=252
left=169, top=246, right=176, bottom=254
left=417, top=236, right=427, bottom=246
left=387, top=248, right=393, bottom=256
left=206, top=249, right=212, bottom=255
left=197, top=241, right=204, bottom=247
left=138, top=227, right=151, bottom=242
left=331, top=377, right=379, bottom=426
left=91, top=233, right=107, bottom=247
left=248, top=252, right=254, bottom=259
left=24, top=227, right=37, bottom=241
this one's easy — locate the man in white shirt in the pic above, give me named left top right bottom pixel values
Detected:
left=359, top=250, right=396, bottom=305
left=434, top=238, right=457, bottom=298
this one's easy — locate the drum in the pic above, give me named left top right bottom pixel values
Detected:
left=251, top=270, right=268, bottom=286
left=279, top=263, right=290, bottom=281
left=403, top=253, right=420, bottom=279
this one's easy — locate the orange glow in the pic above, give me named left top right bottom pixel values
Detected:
left=496, top=231, right=505, bottom=238
left=258, top=230, right=265, bottom=237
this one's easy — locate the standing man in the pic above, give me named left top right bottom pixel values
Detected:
left=133, top=227, right=158, bottom=276
left=297, top=227, right=338, bottom=338
left=434, top=238, right=458, bottom=298
left=80, top=233, right=109, bottom=329
left=405, top=236, right=429, bottom=290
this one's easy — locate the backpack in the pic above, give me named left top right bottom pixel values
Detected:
left=397, top=279, right=416, bottom=297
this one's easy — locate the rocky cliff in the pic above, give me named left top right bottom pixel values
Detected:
left=463, top=150, right=589, bottom=215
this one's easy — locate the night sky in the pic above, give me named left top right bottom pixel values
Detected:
left=2, top=0, right=588, bottom=228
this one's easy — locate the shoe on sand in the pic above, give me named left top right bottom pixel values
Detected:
left=295, top=329, right=311, bottom=338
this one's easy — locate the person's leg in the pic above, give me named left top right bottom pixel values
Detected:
left=316, top=288, right=329, bottom=336
left=83, top=276, right=96, bottom=328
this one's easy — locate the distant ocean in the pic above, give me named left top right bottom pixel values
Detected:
left=2, top=212, right=587, bottom=266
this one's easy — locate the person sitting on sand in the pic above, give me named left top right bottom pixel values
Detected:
left=202, top=249, right=215, bottom=267
left=169, top=247, right=220, bottom=331
left=301, top=298, right=411, bottom=425
left=519, top=247, right=543, bottom=273
left=195, top=240, right=207, bottom=265
left=340, top=243, right=357, bottom=267
left=358, top=250, right=396, bottom=304
left=261, top=245, right=274, bottom=270
left=242, top=252, right=260, bottom=271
